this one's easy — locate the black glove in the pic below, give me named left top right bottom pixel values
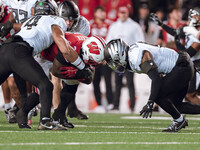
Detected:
left=140, top=100, right=154, bottom=118
left=0, top=20, right=13, bottom=38
left=75, top=67, right=93, bottom=84
left=149, top=13, right=163, bottom=26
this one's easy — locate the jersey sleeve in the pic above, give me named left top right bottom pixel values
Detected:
left=70, top=16, right=90, bottom=36
left=54, top=17, right=67, bottom=32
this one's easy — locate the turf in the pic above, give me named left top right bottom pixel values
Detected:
left=0, top=111, right=200, bottom=150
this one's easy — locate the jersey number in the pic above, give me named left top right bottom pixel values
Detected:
left=24, top=16, right=42, bottom=30
left=87, top=42, right=100, bottom=55
left=12, top=9, right=28, bottom=23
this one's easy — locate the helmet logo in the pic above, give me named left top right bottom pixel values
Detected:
left=87, top=42, right=100, bottom=55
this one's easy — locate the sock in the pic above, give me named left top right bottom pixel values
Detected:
left=175, top=115, right=183, bottom=122
left=4, top=103, right=11, bottom=111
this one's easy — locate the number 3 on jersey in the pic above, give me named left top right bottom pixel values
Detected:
left=87, top=42, right=100, bottom=55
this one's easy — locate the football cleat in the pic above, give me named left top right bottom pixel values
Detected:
left=52, top=112, right=74, bottom=128
left=28, top=107, right=38, bottom=125
left=16, top=109, right=31, bottom=129
left=4, top=108, right=17, bottom=123
left=67, top=110, right=88, bottom=120
left=38, top=119, right=68, bottom=131
left=162, top=118, right=188, bottom=132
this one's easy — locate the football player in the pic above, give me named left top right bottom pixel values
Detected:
left=0, top=0, right=37, bottom=123
left=0, top=0, right=88, bottom=130
left=19, top=32, right=106, bottom=128
left=104, top=39, right=200, bottom=132
left=150, top=9, right=200, bottom=106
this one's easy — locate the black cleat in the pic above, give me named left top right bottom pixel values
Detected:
left=16, top=109, right=31, bottom=129
left=18, top=123, right=32, bottom=129
left=162, top=118, right=188, bottom=132
left=38, top=119, right=68, bottom=131
left=67, top=110, right=88, bottom=120
left=60, top=118, right=74, bottom=128
left=52, top=112, right=74, bottom=128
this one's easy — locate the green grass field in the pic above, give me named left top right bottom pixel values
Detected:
left=0, top=111, right=200, bottom=150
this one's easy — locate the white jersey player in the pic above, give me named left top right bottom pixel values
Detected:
left=17, top=15, right=67, bottom=56
left=2, top=0, right=37, bottom=23
left=105, top=39, right=194, bottom=132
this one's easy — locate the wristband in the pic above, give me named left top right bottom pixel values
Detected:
left=71, top=56, right=85, bottom=70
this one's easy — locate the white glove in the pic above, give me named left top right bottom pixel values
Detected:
left=183, top=26, right=199, bottom=37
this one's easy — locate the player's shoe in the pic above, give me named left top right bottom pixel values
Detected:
left=67, top=110, right=88, bottom=120
left=16, top=109, right=31, bottom=129
left=52, top=112, right=74, bottom=128
left=162, top=118, right=188, bottom=132
left=4, top=108, right=17, bottom=123
left=28, top=107, right=38, bottom=125
left=38, top=119, right=68, bottom=130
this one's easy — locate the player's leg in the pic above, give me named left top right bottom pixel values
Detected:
left=51, top=74, right=62, bottom=109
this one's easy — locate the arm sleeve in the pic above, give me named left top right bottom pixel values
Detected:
left=147, top=68, right=162, bottom=101
left=161, top=24, right=177, bottom=36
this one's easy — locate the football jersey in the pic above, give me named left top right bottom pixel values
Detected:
left=41, top=33, right=88, bottom=62
left=2, top=0, right=37, bottom=23
left=69, top=16, right=90, bottom=36
left=16, top=15, right=67, bottom=56
left=185, top=32, right=200, bottom=61
left=128, top=42, right=179, bottom=74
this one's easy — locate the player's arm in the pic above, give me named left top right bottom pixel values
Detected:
left=52, top=24, right=85, bottom=70
left=139, top=51, right=162, bottom=118
left=186, top=42, right=200, bottom=57
left=51, top=58, right=94, bottom=85
left=183, top=26, right=200, bottom=41
left=0, top=10, right=22, bottom=37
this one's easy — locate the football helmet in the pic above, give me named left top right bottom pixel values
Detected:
left=104, top=39, right=129, bottom=73
left=34, top=0, right=58, bottom=16
left=58, top=1, right=80, bottom=30
left=82, top=35, right=106, bottom=66
left=0, top=2, right=5, bottom=22
left=188, top=8, right=200, bottom=27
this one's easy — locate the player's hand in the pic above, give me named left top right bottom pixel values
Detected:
left=75, top=67, right=93, bottom=81
left=0, top=20, right=13, bottom=38
left=140, top=100, right=154, bottom=118
left=60, top=66, right=77, bottom=78
left=149, top=13, right=163, bottom=26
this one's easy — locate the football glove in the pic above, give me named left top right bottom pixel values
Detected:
left=60, top=66, right=93, bottom=84
left=0, top=20, right=13, bottom=38
left=140, top=100, right=154, bottom=118
left=149, top=13, right=163, bottom=26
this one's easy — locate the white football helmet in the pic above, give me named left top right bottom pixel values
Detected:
left=104, top=39, right=129, bottom=73
left=82, top=35, right=106, bottom=66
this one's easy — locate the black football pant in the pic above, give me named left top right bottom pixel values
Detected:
left=0, top=41, right=53, bottom=119
left=53, top=82, right=78, bottom=120
left=155, top=52, right=194, bottom=119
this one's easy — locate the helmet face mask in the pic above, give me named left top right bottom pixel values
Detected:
left=81, top=35, right=106, bottom=67
left=188, top=8, right=200, bottom=27
left=104, top=39, right=128, bottom=73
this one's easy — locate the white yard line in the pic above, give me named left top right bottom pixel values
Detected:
left=121, top=116, right=200, bottom=121
left=0, top=130, right=200, bottom=135
left=0, top=142, right=199, bottom=146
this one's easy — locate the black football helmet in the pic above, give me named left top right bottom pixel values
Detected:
left=58, top=1, right=80, bottom=30
left=34, top=0, right=58, bottom=16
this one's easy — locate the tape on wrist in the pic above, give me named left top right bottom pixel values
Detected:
left=71, top=56, right=85, bottom=70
